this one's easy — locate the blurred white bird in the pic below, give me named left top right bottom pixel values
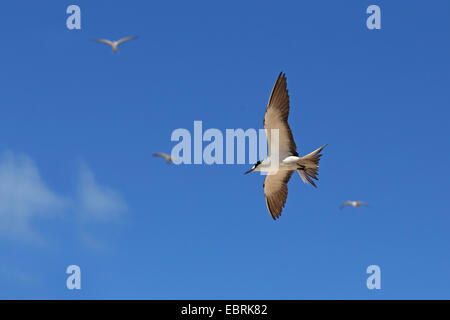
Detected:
left=153, top=153, right=174, bottom=164
left=340, top=201, right=370, bottom=209
left=94, top=36, right=138, bottom=52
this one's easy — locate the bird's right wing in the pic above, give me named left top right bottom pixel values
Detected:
left=264, top=170, right=294, bottom=220
left=340, top=201, right=352, bottom=209
left=264, top=72, right=298, bottom=157
left=94, top=39, right=114, bottom=46
left=117, top=36, right=138, bottom=45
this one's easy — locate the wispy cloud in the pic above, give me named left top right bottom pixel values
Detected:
left=79, top=232, right=109, bottom=251
left=0, top=265, right=38, bottom=286
left=77, top=163, right=128, bottom=222
left=0, top=151, right=66, bottom=242
left=0, top=151, right=128, bottom=245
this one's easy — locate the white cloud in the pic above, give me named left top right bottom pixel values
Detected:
left=0, top=151, right=66, bottom=241
left=79, top=232, right=110, bottom=251
left=77, top=163, right=128, bottom=222
left=0, top=151, right=128, bottom=245
left=0, top=265, right=37, bottom=285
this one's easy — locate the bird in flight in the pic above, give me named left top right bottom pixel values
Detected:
left=340, top=201, right=370, bottom=209
left=94, top=36, right=138, bottom=52
left=245, top=72, right=327, bottom=220
left=153, top=152, right=175, bottom=164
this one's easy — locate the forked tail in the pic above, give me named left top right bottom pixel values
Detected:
left=296, top=144, right=327, bottom=188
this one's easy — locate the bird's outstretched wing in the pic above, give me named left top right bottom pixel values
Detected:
left=94, top=39, right=114, bottom=46
left=117, top=36, right=138, bottom=45
left=340, top=201, right=352, bottom=209
left=357, top=201, right=370, bottom=207
left=264, top=170, right=294, bottom=220
left=153, top=152, right=171, bottom=164
left=263, top=72, right=297, bottom=157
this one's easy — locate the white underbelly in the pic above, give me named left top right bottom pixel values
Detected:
left=259, top=156, right=301, bottom=173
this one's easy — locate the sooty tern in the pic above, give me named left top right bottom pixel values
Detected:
left=245, top=72, right=327, bottom=220
left=340, top=201, right=370, bottom=209
left=94, top=36, right=138, bottom=53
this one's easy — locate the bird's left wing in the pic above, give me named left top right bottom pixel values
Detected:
left=94, top=39, right=114, bottom=46
left=340, top=201, right=352, bottom=209
left=117, top=36, right=138, bottom=45
left=264, top=72, right=297, bottom=157
left=264, top=170, right=294, bottom=220
left=153, top=152, right=170, bottom=161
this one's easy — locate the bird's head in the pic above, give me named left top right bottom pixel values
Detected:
left=244, top=160, right=262, bottom=175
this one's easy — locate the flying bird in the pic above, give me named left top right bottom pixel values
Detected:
left=94, top=36, right=138, bottom=52
left=340, top=201, right=370, bottom=209
left=153, top=152, right=174, bottom=164
left=245, top=72, right=327, bottom=220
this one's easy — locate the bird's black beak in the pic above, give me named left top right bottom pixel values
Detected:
left=244, top=168, right=254, bottom=175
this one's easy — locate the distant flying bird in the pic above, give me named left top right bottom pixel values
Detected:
left=245, top=72, right=327, bottom=220
left=340, top=201, right=370, bottom=209
left=94, top=36, right=138, bottom=52
left=153, top=152, right=174, bottom=164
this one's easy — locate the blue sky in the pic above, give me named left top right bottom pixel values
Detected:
left=0, top=0, right=449, bottom=299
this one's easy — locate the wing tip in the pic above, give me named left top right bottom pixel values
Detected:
left=276, top=71, right=286, bottom=83
left=265, top=196, right=283, bottom=221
